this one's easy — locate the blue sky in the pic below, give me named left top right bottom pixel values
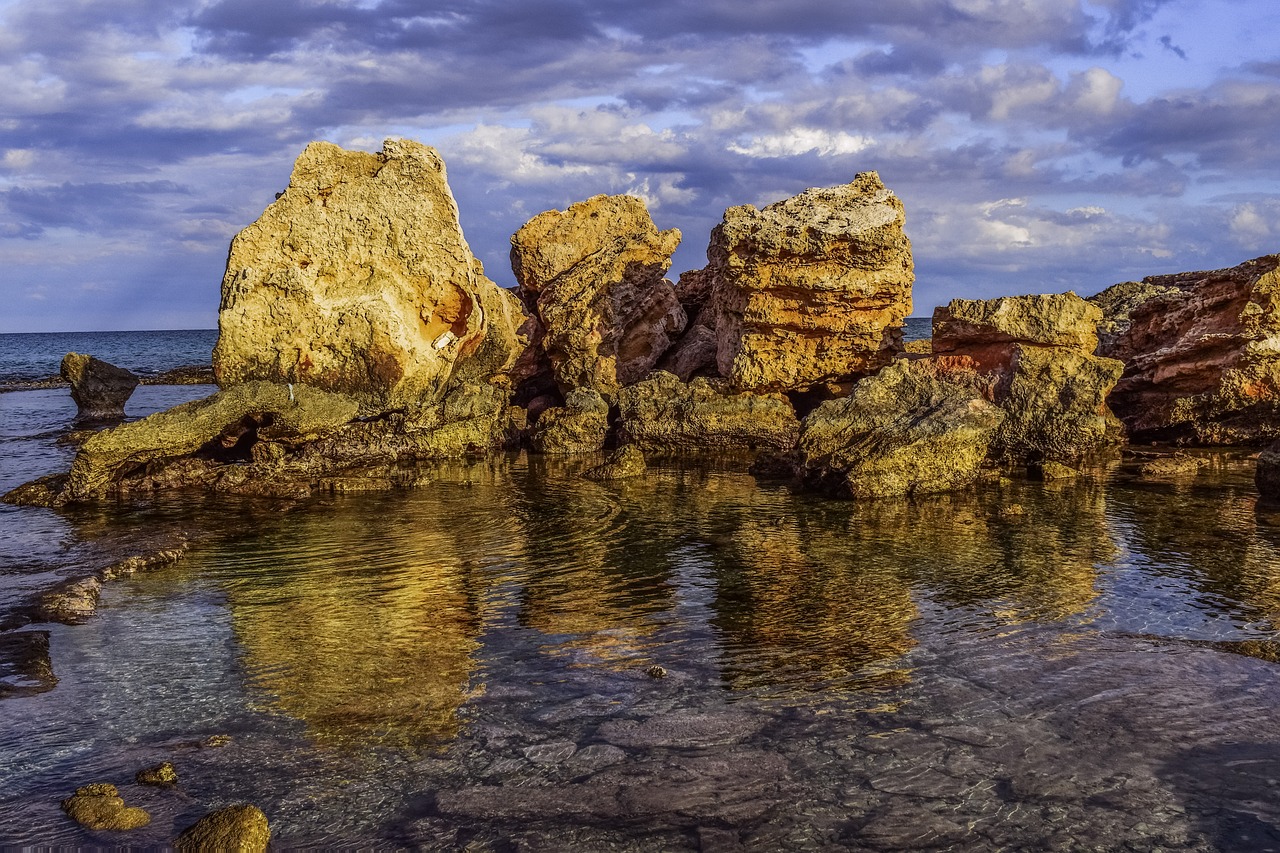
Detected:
left=2, top=0, right=1279, bottom=332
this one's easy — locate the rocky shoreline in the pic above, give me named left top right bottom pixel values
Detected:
left=5, top=137, right=1280, bottom=509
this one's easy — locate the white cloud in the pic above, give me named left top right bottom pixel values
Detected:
left=727, top=128, right=875, bottom=158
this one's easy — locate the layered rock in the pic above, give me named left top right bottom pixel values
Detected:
left=61, top=353, right=139, bottom=422
left=683, top=173, right=913, bottom=393
left=796, top=359, right=1004, bottom=499
left=933, top=293, right=1124, bottom=463
left=213, top=138, right=524, bottom=413
left=511, top=194, right=684, bottom=400
left=1093, top=254, right=1280, bottom=444
left=617, top=371, right=800, bottom=453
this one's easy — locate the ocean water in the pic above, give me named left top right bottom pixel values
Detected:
left=2, top=331, right=1280, bottom=849
left=0, top=329, right=217, bottom=386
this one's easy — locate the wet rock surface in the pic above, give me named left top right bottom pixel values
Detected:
left=60, top=783, right=151, bottom=831
left=60, top=353, right=139, bottom=423
left=531, top=388, right=610, bottom=454
left=617, top=371, right=800, bottom=453
left=174, top=804, right=270, bottom=852
left=583, top=445, right=646, bottom=481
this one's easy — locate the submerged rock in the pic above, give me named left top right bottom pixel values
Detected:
left=1140, top=454, right=1208, bottom=479
left=0, top=631, right=57, bottom=698
left=583, top=445, right=646, bottom=481
left=796, top=359, right=1004, bottom=499
left=61, top=783, right=151, bottom=831
left=174, top=804, right=270, bottom=852
left=689, top=172, right=913, bottom=392
left=530, top=388, right=610, bottom=454
left=511, top=194, right=683, bottom=400
left=35, top=577, right=102, bottom=624
left=214, top=138, right=524, bottom=412
left=61, top=353, right=139, bottom=422
left=1095, top=254, right=1280, bottom=444
left=1258, top=441, right=1280, bottom=501
left=617, top=371, right=800, bottom=453
left=135, top=762, right=179, bottom=786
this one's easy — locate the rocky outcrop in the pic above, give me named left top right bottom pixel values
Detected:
left=1094, top=254, right=1280, bottom=444
left=175, top=804, right=270, bottom=853
left=684, top=173, right=913, bottom=393
left=61, top=353, right=139, bottom=422
left=617, top=371, right=800, bottom=453
left=511, top=194, right=684, bottom=400
left=530, top=388, right=609, bottom=454
left=796, top=359, right=1004, bottom=499
left=213, top=138, right=524, bottom=413
left=61, top=784, right=151, bottom=831
left=932, top=293, right=1124, bottom=463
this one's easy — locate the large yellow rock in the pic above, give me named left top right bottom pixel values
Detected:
left=214, top=138, right=524, bottom=412
left=511, top=194, right=684, bottom=400
left=700, top=172, right=914, bottom=392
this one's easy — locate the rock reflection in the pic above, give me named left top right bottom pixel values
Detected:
left=222, top=484, right=518, bottom=751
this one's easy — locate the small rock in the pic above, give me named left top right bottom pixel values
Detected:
left=1035, top=461, right=1079, bottom=480
left=202, top=734, right=232, bottom=748
left=646, top=664, right=668, bottom=679
left=174, top=804, right=270, bottom=852
left=61, top=783, right=151, bottom=831
left=584, top=445, right=647, bottom=481
left=1141, top=454, right=1208, bottom=478
left=997, top=503, right=1026, bottom=520
left=136, top=762, right=179, bottom=786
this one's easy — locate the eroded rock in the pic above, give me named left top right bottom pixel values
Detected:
left=530, top=388, right=610, bottom=454
left=511, top=194, right=683, bottom=400
left=174, top=804, right=270, bottom=852
left=61, top=783, right=151, bottom=832
left=617, top=371, right=800, bottom=453
left=61, top=353, right=139, bottom=422
left=1094, top=254, right=1280, bottom=444
left=691, top=173, right=913, bottom=392
left=214, top=138, right=524, bottom=412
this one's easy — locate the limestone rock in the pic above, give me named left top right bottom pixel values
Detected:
left=1094, top=254, right=1280, bottom=444
left=136, top=762, right=179, bottom=786
left=530, top=388, right=610, bottom=454
left=61, top=783, right=151, bottom=831
left=1087, top=279, right=1182, bottom=346
left=584, top=445, right=647, bottom=481
left=56, top=382, right=359, bottom=504
left=930, top=293, right=1124, bottom=463
left=61, top=353, right=139, bottom=422
left=796, top=359, right=1004, bottom=499
left=214, top=138, right=524, bottom=412
left=175, top=804, right=270, bottom=853
left=697, top=173, right=913, bottom=392
left=1259, top=442, right=1280, bottom=500
left=511, top=194, right=684, bottom=399
left=617, top=371, right=800, bottom=453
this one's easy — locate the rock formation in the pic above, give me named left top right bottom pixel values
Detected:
left=61, top=783, right=151, bottom=831
left=795, top=359, right=1004, bottom=499
left=933, top=293, right=1124, bottom=463
left=510, top=194, right=684, bottom=400
left=213, top=138, right=524, bottom=412
left=584, top=445, right=647, bottom=481
left=175, top=804, right=270, bottom=852
left=530, top=388, right=610, bottom=454
left=680, top=172, right=913, bottom=393
left=61, top=353, right=139, bottom=422
left=1093, top=254, right=1280, bottom=444
left=617, top=372, right=800, bottom=453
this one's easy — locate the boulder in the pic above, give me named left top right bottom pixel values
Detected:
left=511, top=194, right=684, bottom=400
left=1093, top=254, right=1280, bottom=444
left=617, top=371, right=800, bottom=453
left=584, top=445, right=647, bottom=481
left=795, top=359, right=1004, bottom=499
left=36, top=577, right=102, bottom=624
left=174, top=804, right=270, bottom=853
left=530, top=388, right=610, bottom=454
left=213, top=138, right=524, bottom=413
left=1258, top=441, right=1280, bottom=501
left=61, top=353, right=139, bottom=422
left=61, top=783, right=151, bottom=832
left=136, top=762, right=179, bottom=786
left=930, top=293, right=1123, bottom=463
left=691, top=172, right=913, bottom=392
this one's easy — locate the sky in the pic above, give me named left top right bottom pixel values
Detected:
left=2, top=0, right=1280, bottom=332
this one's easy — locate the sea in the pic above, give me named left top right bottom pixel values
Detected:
left=3, top=327, right=1280, bottom=849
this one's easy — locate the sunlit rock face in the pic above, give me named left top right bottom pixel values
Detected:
left=682, top=172, right=913, bottom=393
left=510, top=194, right=684, bottom=401
left=1093, top=254, right=1280, bottom=444
left=214, top=138, right=524, bottom=413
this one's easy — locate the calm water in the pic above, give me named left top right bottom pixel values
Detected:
left=0, top=329, right=217, bottom=386
left=2, top=332, right=1280, bottom=850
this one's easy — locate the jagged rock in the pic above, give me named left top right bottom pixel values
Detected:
left=213, top=138, right=524, bottom=412
left=1087, top=279, right=1182, bottom=346
left=617, top=371, right=800, bottom=453
left=584, top=445, right=646, bottom=481
left=61, top=353, right=139, bottom=422
left=530, top=388, right=610, bottom=454
left=1258, top=441, right=1280, bottom=501
left=52, top=382, right=359, bottom=505
left=135, top=762, right=179, bottom=786
left=1094, top=254, right=1280, bottom=444
left=174, top=804, right=270, bottom=852
left=930, top=293, right=1124, bottom=463
left=61, top=783, right=151, bottom=831
left=36, top=577, right=102, bottom=624
left=658, top=324, right=719, bottom=382
left=511, top=194, right=683, bottom=400
left=692, top=173, right=913, bottom=392
left=796, top=359, right=1004, bottom=498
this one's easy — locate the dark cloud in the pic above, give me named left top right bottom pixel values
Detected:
left=1159, top=35, right=1188, bottom=59
left=1, top=181, right=189, bottom=238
